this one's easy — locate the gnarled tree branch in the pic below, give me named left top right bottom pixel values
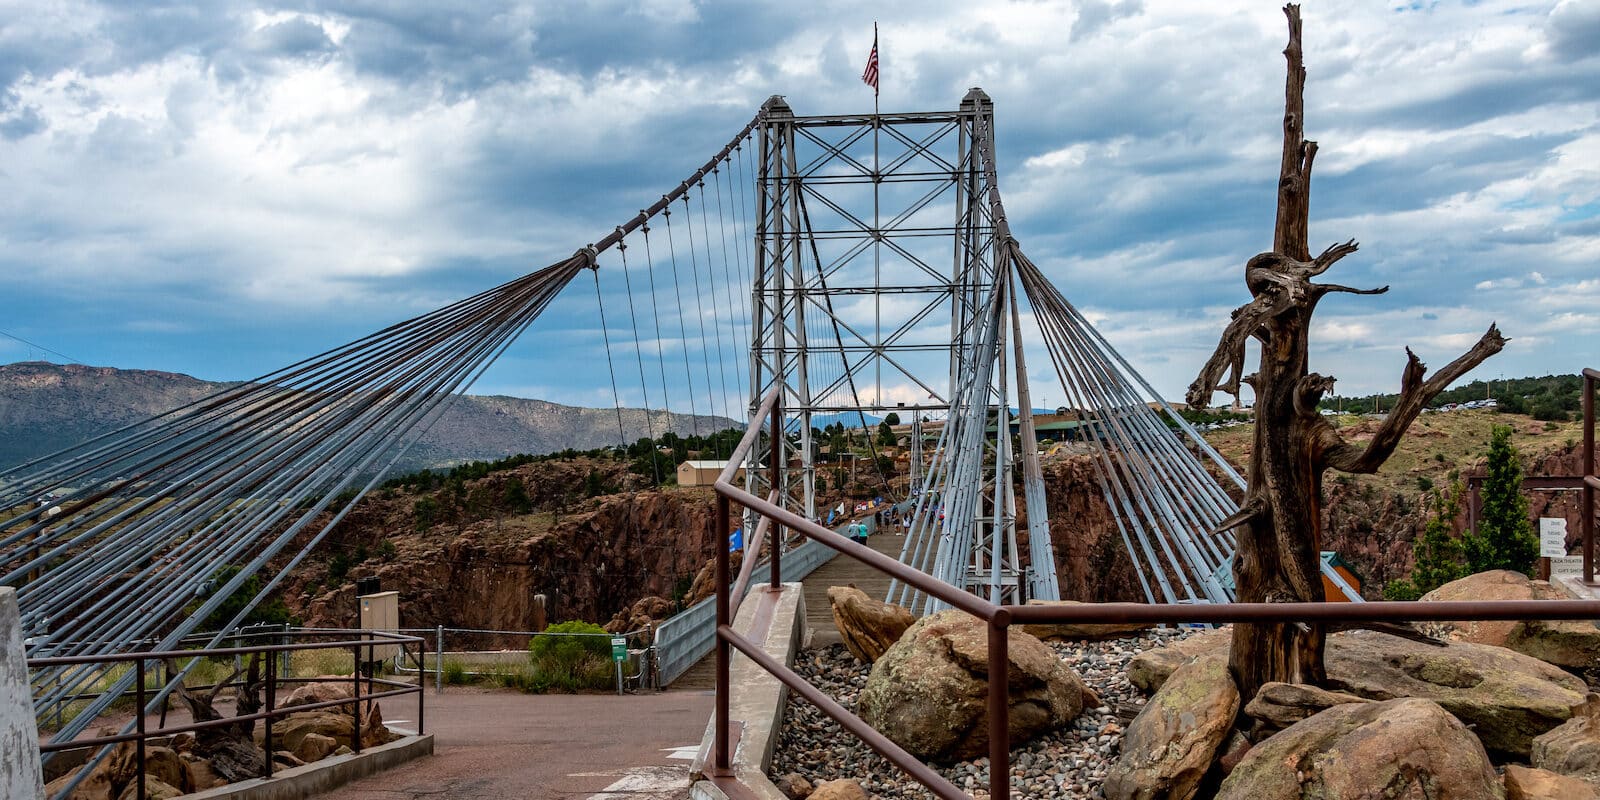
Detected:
left=1320, top=323, right=1507, bottom=473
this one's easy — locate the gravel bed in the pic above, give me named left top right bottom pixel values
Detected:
left=769, top=627, right=1200, bottom=799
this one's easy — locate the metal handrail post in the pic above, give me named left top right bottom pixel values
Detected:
left=135, top=658, right=147, bottom=800
left=264, top=647, right=276, bottom=779
left=351, top=644, right=363, bottom=754
left=987, top=615, right=1009, bottom=800
left=436, top=624, right=444, bottom=694
left=769, top=400, right=782, bottom=589
left=415, top=641, right=425, bottom=735
left=714, top=492, right=732, bottom=775
left=1584, top=369, right=1595, bottom=584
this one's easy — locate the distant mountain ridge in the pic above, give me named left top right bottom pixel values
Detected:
left=0, top=361, right=738, bottom=475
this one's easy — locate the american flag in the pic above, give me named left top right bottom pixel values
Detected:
left=861, top=27, right=879, bottom=95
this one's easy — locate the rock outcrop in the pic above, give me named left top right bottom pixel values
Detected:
left=1534, top=695, right=1600, bottom=786
left=1242, top=681, right=1370, bottom=734
left=1504, top=765, right=1600, bottom=800
left=1104, top=655, right=1238, bottom=800
left=828, top=585, right=914, bottom=662
left=1217, top=698, right=1501, bottom=800
left=1125, top=627, right=1232, bottom=693
left=858, top=610, right=1093, bottom=762
left=1129, top=628, right=1587, bottom=757
left=1325, top=630, right=1587, bottom=756
left=1422, top=570, right=1600, bottom=671
left=281, top=677, right=356, bottom=715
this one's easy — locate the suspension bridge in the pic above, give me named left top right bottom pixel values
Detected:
left=1, top=90, right=1363, bottom=778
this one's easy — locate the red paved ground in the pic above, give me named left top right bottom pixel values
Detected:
left=312, top=685, right=713, bottom=800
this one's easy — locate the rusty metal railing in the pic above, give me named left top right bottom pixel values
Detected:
left=30, top=628, right=425, bottom=800
left=710, top=385, right=1600, bottom=799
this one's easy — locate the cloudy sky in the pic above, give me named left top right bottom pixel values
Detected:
left=1, top=0, right=1596, bottom=414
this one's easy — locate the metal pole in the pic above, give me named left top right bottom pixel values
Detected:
left=135, top=658, right=147, bottom=800
left=770, top=401, right=783, bottom=589
left=416, top=640, right=425, bottom=735
left=1585, top=371, right=1595, bottom=584
left=351, top=644, right=362, bottom=754
left=435, top=624, right=444, bottom=694
left=264, top=646, right=276, bottom=779
left=714, top=493, right=732, bottom=775
left=987, top=616, right=1009, bottom=800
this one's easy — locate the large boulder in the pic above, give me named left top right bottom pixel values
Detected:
left=809, top=779, right=868, bottom=800
left=1104, top=655, right=1238, bottom=800
left=828, top=585, right=914, bottom=662
left=1129, top=628, right=1586, bottom=757
left=1423, top=571, right=1600, bottom=671
left=1534, top=695, right=1600, bottom=786
left=1326, top=630, right=1587, bottom=757
left=1126, top=627, right=1231, bottom=693
left=115, top=777, right=183, bottom=800
left=1504, top=765, right=1600, bottom=800
left=858, top=610, right=1093, bottom=762
left=294, top=731, right=340, bottom=763
left=1021, top=599, right=1155, bottom=641
left=1242, top=681, right=1370, bottom=734
left=281, top=677, right=357, bottom=715
left=269, top=710, right=356, bottom=752
left=1217, top=698, right=1501, bottom=800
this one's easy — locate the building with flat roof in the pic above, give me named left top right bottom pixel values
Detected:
left=677, top=459, right=745, bottom=487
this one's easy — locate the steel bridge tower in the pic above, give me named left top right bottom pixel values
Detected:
left=746, top=89, right=1049, bottom=604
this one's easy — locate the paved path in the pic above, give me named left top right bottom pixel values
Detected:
left=313, top=686, right=712, bottom=800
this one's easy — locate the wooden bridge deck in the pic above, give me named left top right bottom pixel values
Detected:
left=666, top=528, right=909, bottom=688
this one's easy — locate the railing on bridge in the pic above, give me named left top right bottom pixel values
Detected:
left=708, top=386, right=1600, bottom=799
left=31, top=628, right=424, bottom=800
left=655, top=515, right=865, bottom=686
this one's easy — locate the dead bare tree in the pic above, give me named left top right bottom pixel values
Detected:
left=1186, top=4, right=1505, bottom=704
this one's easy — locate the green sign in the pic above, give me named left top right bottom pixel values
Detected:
left=611, top=636, right=628, bottom=662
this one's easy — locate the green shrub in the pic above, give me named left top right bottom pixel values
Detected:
left=442, top=659, right=468, bottom=685
left=528, top=621, right=615, bottom=692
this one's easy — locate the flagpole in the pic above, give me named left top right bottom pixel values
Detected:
left=872, top=21, right=881, bottom=407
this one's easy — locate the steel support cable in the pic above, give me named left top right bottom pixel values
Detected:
left=888, top=411, right=958, bottom=606
left=44, top=257, right=580, bottom=756
left=1053, top=288, right=1246, bottom=491
left=711, top=170, right=750, bottom=421
left=3, top=275, right=553, bottom=583
left=26, top=265, right=576, bottom=678
left=0, top=267, right=541, bottom=503
left=593, top=270, right=629, bottom=449
left=616, top=230, right=662, bottom=484
left=1011, top=266, right=1172, bottom=602
left=695, top=188, right=735, bottom=446
left=31, top=268, right=576, bottom=662
left=661, top=206, right=702, bottom=440
left=1019, top=267, right=1206, bottom=601
left=925, top=280, right=1004, bottom=612
left=1013, top=253, right=1231, bottom=596
left=1006, top=269, right=1060, bottom=601
left=965, top=121, right=1202, bottom=604
left=639, top=223, right=677, bottom=442
left=1015, top=251, right=1238, bottom=532
left=0, top=274, right=541, bottom=554
left=682, top=193, right=726, bottom=458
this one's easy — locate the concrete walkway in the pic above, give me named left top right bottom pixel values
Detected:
left=312, top=686, right=711, bottom=800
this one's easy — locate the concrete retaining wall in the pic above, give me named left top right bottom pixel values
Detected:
left=1, top=587, right=45, bottom=800
left=688, top=582, right=805, bottom=800
left=182, top=731, right=433, bottom=800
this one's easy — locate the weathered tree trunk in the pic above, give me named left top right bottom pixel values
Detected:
left=1187, top=4, right=1505, bottom=705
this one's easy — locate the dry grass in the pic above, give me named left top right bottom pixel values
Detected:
left=1204, top=409, right=1584, bottom=496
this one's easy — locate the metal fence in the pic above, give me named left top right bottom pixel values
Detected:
left=704, top=385, right=1600, bottom=800
left=394, top=625, right=655, bottom=693
left=31, top=628, right=423, bottom=800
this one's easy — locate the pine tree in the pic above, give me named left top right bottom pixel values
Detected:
left=877, top=420, right=896, bottom=447
left=1465, top=425, right=1537, bottom=575
left=1383, top=482, right=1467, bottom=600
